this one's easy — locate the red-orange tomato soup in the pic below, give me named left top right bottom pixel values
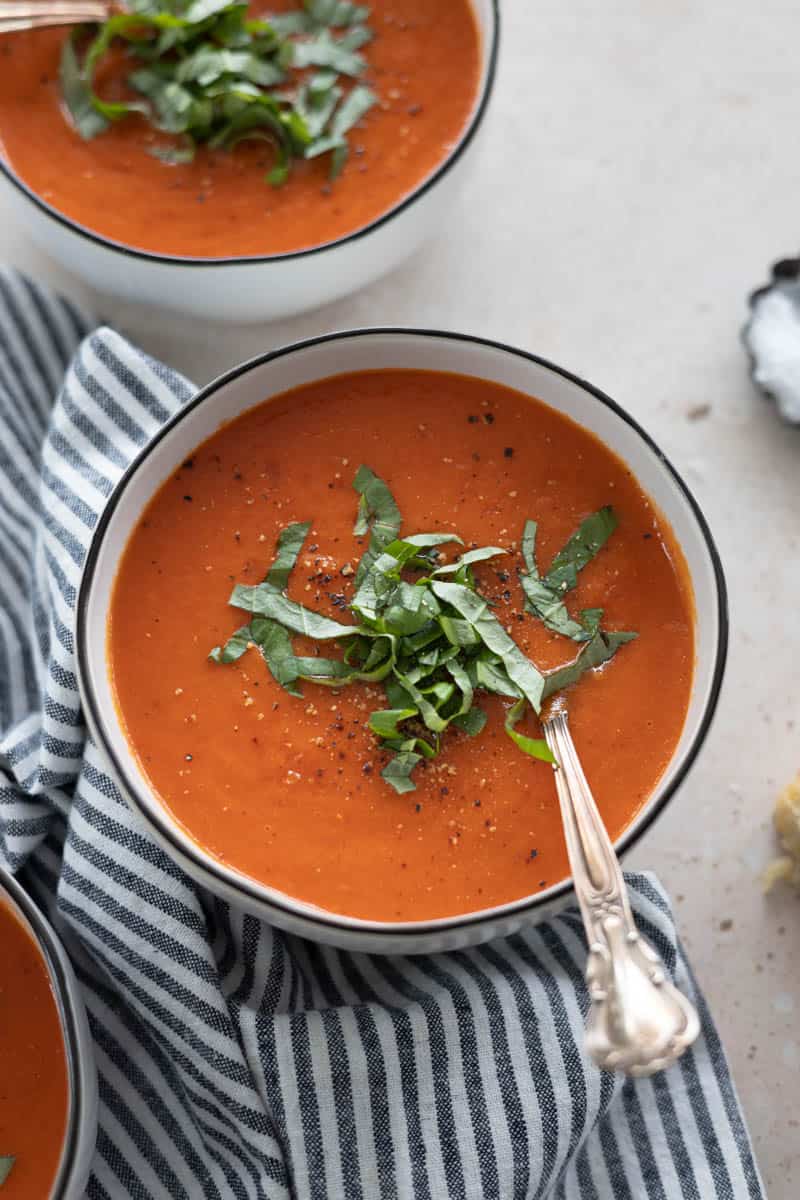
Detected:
left=0, top=1, right=482, bottom=257
left=0, top=899, right=69, bottom=1198
left=109, top=370, right=694, bottom=922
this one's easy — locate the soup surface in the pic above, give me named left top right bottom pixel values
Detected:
left=109, top=369, right=694, bottom=922
left=0, top=896, right=69, bottom=1197
left=0, top=1, right=481, bottom=258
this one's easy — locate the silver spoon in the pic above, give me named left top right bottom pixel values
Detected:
left=543, top=709, right=700, bottom=1076
left=0, top=2, right=109, bottom=34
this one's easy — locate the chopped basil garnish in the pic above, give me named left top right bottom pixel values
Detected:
left=59, top=1, right=378, bottom=184
left=0, top=1157, right=14, bottom=1187
left=212, top=468, right=637, bottom=792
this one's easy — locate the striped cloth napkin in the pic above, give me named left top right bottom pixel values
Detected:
left=0, top=268, right=763, bottom=1200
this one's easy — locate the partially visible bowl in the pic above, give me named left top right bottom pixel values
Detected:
left=0, top=867, right=97, bottom=1199
left=0, top=1, right=498, bottom=323
left=76, top=329, right=728, bottom=955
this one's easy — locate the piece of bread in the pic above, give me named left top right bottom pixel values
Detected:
left=764, top=774, right=800, bottom=891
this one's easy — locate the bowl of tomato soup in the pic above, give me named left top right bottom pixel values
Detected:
left=0, top=869, right=97, bottom=1199
left=0, top=2, right=497, bottom=322
left=77, top=331, right=727, bottom=954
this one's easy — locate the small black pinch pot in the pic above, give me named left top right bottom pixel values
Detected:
left=742, top=256, right=800, bottom=425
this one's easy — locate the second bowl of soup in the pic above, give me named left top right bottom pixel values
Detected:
left=0, top=868, right=97, bottom=1199
left=77, top=330, right=727, bottom=953
left=0, top=1, right=497, bottom=321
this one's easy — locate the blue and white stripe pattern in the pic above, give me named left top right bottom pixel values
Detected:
left=0, top=268, right=764, bottom=1199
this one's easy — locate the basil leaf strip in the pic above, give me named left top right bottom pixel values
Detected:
left=520, top=516, right=588, bottom=640
left=381, top=751, right=422, bottom=794
left=392, top=670, right=449, bottom=734
left=352, top=465, right=403, bottom=584
left=148, top=142, right=196, bottom=164
left=250, top=618, right=303, bottom=696
left=369, top=708, right=416, bottom=738
left=521, top=508, right=619, bottom=642
left=542, top=630, right=638, bottom=700
left=304, top=81, right=375, bottom=168
left=452, top=706, right=487, bottom=736
left=292, top=30, right=366, bottom=75
left=0, top=1157, right=15, bottom=1187
left=296, top=635, right=395, bottom=685
left=330, top=83, right=376, bottom=136
left=438, top=615, right=480, bottom=647
left=176, top=47, right=286, bottom=88
left=521, top=518, right=538, bottom=576
left=580, top=607, right=604, bottom=637
left=545, top=506, right=618, bottom=593
left=184, top=0, right=243, bottom=22
left=431, top=581, right=546, bottom=713
left=268, top=10, right=312, bottom=34
left=209, top=623, right=252, bottom=663
left=520, top=574, right=589, bottom=642
left=129, top=73, right=212, bottom=134
left=504, top=699, right=555, bottom=764
left=211, top=468, right=636, bottom=793
left=294, top=80, right=342, bottom=139
left=472, top=655, right=522, bottom=699
left=231, top=583, right=356, bottom=639
left=431, top=545, right=506, bottom=577
left=445, top=654, right=472, bottom=697
left=264, top=520, right=311, bottom=589
left=272, top=0, right=368, bottom=33
left=60, top=32, right=111, bottom=139
left=382, top=734, right=437, bottom=761
left=352, top=535, right=458, bottom=621
left=306, top=0, right=371, bottom=26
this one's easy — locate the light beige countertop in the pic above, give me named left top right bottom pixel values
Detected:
left=1, top=0, right=797, bottom=1193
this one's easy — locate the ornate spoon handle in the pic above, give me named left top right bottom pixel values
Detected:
left=543, top=711, right=700, bottom=1076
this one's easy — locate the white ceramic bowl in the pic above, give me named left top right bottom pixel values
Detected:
left=77, top=330, right=728, bottom=955
left=0, top=868, right=97, bottom=1199
left=0, top=2, right=498, bottom=323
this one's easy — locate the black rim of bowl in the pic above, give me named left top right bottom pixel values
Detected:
left=0, top=867, right=85, bottom=1196
left=77, top=328, right=729, bottom=937
left=0, top=2, right=500, bottom=268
